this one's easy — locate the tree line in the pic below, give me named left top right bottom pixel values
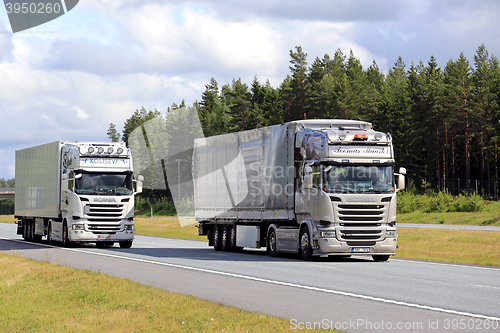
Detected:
left=112, top=44, right=500, bottom=194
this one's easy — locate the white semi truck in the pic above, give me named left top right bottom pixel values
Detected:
left=193, top=119, right=406, bottom=261
left=15, top=141, right=143, bottom=248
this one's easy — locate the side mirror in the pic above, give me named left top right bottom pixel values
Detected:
left=136, top=175, right=144, bottom=194
left=397, top=174, right=406, bottom=191
left=399, top=167, right=407, bottom=175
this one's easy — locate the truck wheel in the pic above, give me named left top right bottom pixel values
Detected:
left=222, top=224, right=230, bottom=251
left=62, top=222, right=70, bottom=248
left=212, top=224, right=222, bottom=251
left=119, top=241, right=132, bottom=249
left=28, top=220, right=34, bottom=242
left=229, top=225, right=241, bottom=251
left=22, top=220, right=28, bottom=240
left=47, top=222, right=53, bottom=245
left=267, top=229, right=277, bottom=257
left=299, top=225, right=313, bottom=261
left=372, top=255, right=390, bottom=262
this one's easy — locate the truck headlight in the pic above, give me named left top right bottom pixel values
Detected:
left=386, top=230, right=397, bottom=238
left=320, top=230, right=336, bottom=238
left=124, top=225, right=134, bottom=231
left=72, top=224, right=84, bottom=230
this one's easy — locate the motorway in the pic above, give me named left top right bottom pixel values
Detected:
left=1, top=222, right=500, bottom=333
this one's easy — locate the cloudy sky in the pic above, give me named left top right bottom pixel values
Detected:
left=0, top=0, right=499, bottom=179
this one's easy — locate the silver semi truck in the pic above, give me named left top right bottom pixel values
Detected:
left=193, top=119, right=406, bottom=261
left=15, top=141, right=143, bottom=248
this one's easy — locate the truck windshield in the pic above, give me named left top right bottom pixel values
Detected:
left=75, top=173, right=133, bottom=196
left=323, top=165, right=394, bottom=194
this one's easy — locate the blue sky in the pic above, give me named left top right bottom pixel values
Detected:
left=0, top=0, right=499, bottom=179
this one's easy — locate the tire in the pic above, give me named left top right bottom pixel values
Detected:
left=119, top=241, right=133, bottom=249
left=47, top=222, right=53, bottom=245
left=221, top=224, right=230, bottom=251
left=22, top=219, right=28, bottom=240
left=62, top=222, right=70, bottom=248
left=373, top=255, right=390, bottom=262
left=267, top=229, right=277, bottom=257
left=299, top=225, right=313, bottom=261
left=228, top=224, right=240, bottom=251
left=28, top=220, right=34, bottom=242
left=212, top=224, right=222, bottom=251
left=104, top=242, right=115, bottom=247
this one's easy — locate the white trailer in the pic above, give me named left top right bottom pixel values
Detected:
left=193, top=120, right=406, bottom=261
left=15, top=141, right=143, bottom=248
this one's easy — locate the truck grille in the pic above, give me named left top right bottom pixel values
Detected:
left=337, top=204, right=385, bottom=222
left=85, top=203, right=124, bottom=234
left=336, top=225, right=383, bottom=242
left=335, top=204, right=386, bottom=242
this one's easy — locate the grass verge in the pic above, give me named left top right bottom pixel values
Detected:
left=398, top=209, right=500, bottom=226
left=0, top=253, right=323, bottom=332
left=396, top=228, right=500, bottom=266
left=133, top=216, right=204, bottom=241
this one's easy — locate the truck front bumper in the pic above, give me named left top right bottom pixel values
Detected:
left=69, top=219, right=135, bottom=243
left=70, top=229, right=135, bottom=242
left=315, top=236, right=397, bottom=256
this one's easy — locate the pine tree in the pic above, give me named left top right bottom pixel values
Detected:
left=471, top=45, right=500, bottom=186
left=443, top=53, right=472, bottom=184
left=106, top=123, right=120, bottom=142
left=288, top=46, right=309, bottom=121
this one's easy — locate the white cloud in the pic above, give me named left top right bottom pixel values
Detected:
left=75, top=106, right=89, bottom=119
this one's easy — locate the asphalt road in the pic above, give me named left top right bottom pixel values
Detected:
left=1, top=222, right=500, bottom=333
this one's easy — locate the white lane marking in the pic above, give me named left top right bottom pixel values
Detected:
left=391, top=258, right=500, bottom=271
left=1, top=236, right=500, bottom=322
left=471, top=284, right=500, bottom=290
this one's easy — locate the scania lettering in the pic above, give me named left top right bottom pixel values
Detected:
left=193, top=120, right=406, bottom=261
left=14, top=141, right=144, bottom=248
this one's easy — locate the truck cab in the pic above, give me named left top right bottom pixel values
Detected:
left=293, top=122, right=406, bottom=260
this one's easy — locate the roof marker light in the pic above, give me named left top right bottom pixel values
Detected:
left=117, top=148, right=124, bottom=154
left=107, top=147, right=114, bottom=154
left=338, top=132, right=346, bottom=140
left=88, top=147, right=94, bottom=154
left=98, top=147, right=104, bottom=154
left=374, top=132, right=383, bottom=141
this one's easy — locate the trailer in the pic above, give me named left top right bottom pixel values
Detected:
left=15, top=141, right=143, bottom=248
left=193, top=120, right=405, bottom=261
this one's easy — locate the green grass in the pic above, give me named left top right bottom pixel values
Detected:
left=0, top=253, right=323, bottom=332
left=396, top=228, right=500, bottom=266
left=133, top=216, right=204, bottom=241
left=0, top=215, right=16, bottom=224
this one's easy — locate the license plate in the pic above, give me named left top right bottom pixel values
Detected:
left=351, top=247, right=370, bottom=253
left=97, top=235, right=112, bottom=240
